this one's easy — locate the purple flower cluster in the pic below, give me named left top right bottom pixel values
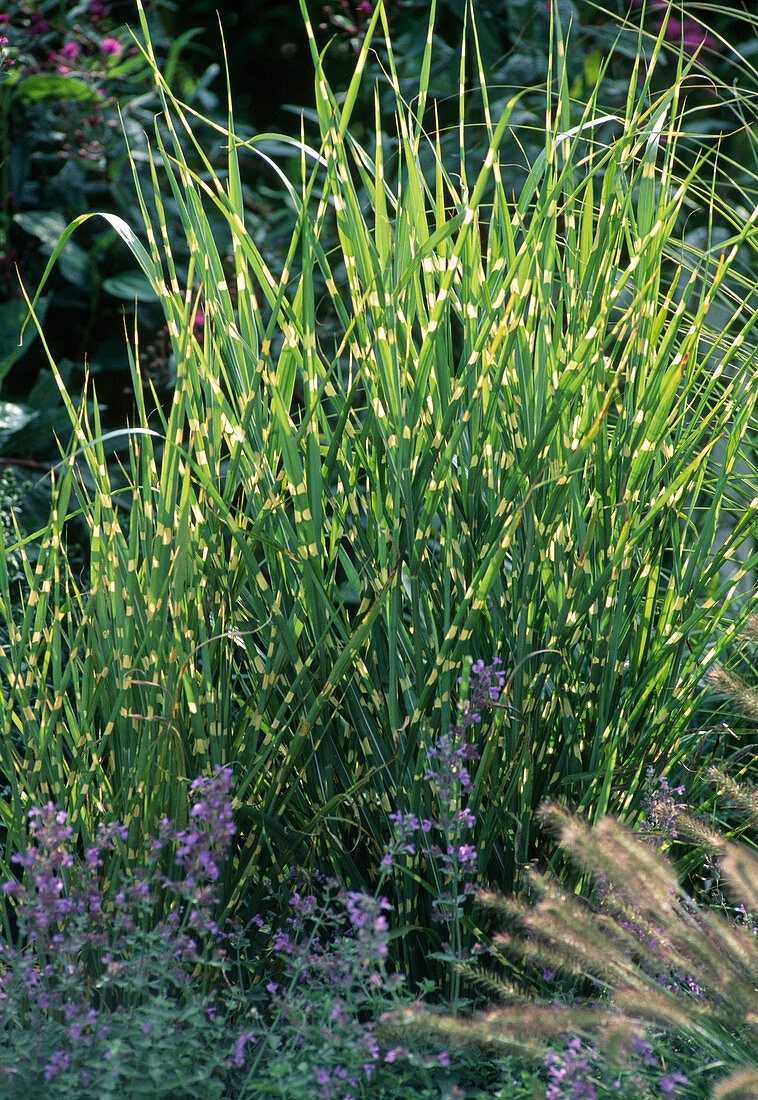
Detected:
left=261, top=878, right=401, bottom=1099
left=2, top=804, right=128, bottom=962
left=640, top=768, right=688, bottom=841
left=153, top=766, right=237, bottom=937
left=632, top=1038, right=689, bottom=1096
left=0, top=767, right=255, bottom=1090
left=660, top=1071, right=690, bottom=1095
left=382, top=660, right=505, bottom=927
left=545, top=1038, right=599, bottom=1100
left=542, top=1032, right=689, bottom=1098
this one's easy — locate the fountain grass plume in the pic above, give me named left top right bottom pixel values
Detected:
left=392, top=756, right=758, bottom=1098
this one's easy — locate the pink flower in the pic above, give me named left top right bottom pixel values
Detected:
left=652, top=13, right=715, bottom=54
left=101, top=37, right=122, bottom=57
left=60, top=42, right=80, bottom=61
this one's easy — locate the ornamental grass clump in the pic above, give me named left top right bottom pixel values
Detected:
left=4, top=0, right=758, bottom=988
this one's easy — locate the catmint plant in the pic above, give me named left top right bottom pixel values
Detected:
left=241, top=876, right=403, bottom=1099
left=542, top=1035, right=691, bottom=1100
left=544, top=1038, right=600, bottom=1100
left=640, top=767, right=689, bottom=843
left=0, top=766, right=259, bottom=1099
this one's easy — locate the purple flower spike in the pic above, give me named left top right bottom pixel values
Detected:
left=545, top=1039, right=598, bottom=1100
left=659, top=1071, right=689, bottom=1095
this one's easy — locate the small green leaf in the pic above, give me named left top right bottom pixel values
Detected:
left=102, top=271, right=157, bottom=303
left=14, top=73, right=102, bottom=104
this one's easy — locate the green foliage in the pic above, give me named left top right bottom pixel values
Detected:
left=3, top=0, right=758, bottom=994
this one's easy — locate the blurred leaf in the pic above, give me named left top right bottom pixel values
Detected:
left=0, top=362, right=78, bottom=459
left=102, top=271, right=157, bottom=303
left=13, top=211, right=91, bottom=289
left=0, top=402, right=35, bottom=451
left=14, top=73, right=102, bottom=104
left=164, top=26, right=204, bottom=86
left=106, top=54, right=153, bottom=80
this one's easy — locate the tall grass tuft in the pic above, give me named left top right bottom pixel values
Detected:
left=1, top=0, right=758, bottom=981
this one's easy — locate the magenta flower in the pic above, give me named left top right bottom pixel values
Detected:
left=60, top=42, right=80, bottom=62
left=101, top=37, right=122, bottom=57
left=653, top=13, right=715, bottom=54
